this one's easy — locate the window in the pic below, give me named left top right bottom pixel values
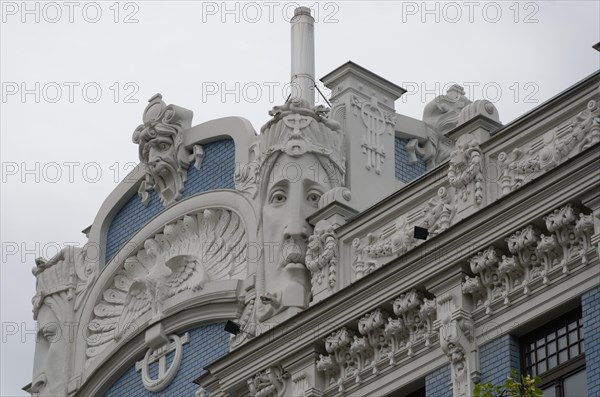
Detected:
left=520, top=307, right=587, bottom=397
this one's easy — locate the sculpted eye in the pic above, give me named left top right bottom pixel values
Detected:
left=159, top=142, right=170, bottom=151
left=269, top=189, right=287, bottom=204
left=307, top=190, right=322, bottom=205
left=41, top=326, right=57, bottom=341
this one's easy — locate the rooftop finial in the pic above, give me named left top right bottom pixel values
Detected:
left=290, top=6, right=315, bottom=105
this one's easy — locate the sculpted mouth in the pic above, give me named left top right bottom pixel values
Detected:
left=280, top=245, right=306, bottom=269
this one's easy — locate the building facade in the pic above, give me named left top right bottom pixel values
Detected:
left=27, top=7, right=600, bottom=397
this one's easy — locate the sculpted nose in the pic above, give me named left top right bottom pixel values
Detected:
left=283, top=211, right=310, bottom=242
left=31, top=374, right=47, bottom=394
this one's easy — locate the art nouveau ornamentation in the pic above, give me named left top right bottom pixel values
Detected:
left=306, top=220, right=338, bottom=294
left=234, top=142, right=261, bottom=199
left=31, top=246, right=97, bottom=397
left=462, top=247, right=516, bottom=314
left=133, top=93, right=204, bottom=207
left=436, top=293, right=479, bottom=397
left=86, top=209, right=248, bottom=363
left=421, top=186, right=456, bottom=237
left=390, top=290, right=437, bottom=357
left=135, top=332, right=189, bottom=392
left=464, top=204, right=594, bottom=312
left=352, top=215, right=417, bottom=279
left=247, top=365, right=289, bottom=397
left=497, top=99, right=599, bottom=197
left=316, top=290, right=437, bottom=392
left=354, top=96, right=394, bottom=175
left=448, top=133, right=484, bottom=207
left=254, top=99, right=346, bottom=323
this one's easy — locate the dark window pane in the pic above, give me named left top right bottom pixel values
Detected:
left=537, top=337, right=545, bottom=347
left=569, top=330, right=578, bottom=345
left=569, top=345, right=579, bottom=358
left=548, top=342, right=557, bottom=355
left=564, top=369, right=588, bottom=396
left=538, top=361, right=547, bottom=374
left=547, top=355, right=557, bottom=370
left=537, top=347, right=546, bottom=360
left=541, top=385, right=556, bottom=397
left=559, top=350, right=569, bottom=364
left=558, top=336, right=567, bottom=350
left=568, top=320, right=578, bottom=331
left=557, top=326, right=566, bottom=336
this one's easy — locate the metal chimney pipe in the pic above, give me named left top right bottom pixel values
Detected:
left=290, top=7, right=315, bottom=105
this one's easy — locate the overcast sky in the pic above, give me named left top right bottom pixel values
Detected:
left=1, top=1, right=599, bottom=395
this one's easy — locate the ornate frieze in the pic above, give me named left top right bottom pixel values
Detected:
left=133, top=94, right=204, bottom=207
left=463, top=203, right=594, bottom=313
left=316, top=290, right=437, bottom=392
left=497, top=99, right=599, bottom=197
left=86, top=208, right=248, bottom=364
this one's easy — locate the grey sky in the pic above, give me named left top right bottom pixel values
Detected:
left=1, top=1, right=599, bottom=395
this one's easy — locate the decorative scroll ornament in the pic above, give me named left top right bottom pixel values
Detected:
left=133, top=93, right=204, bottom=207
left=86, top=209, right=247, bottom=363
left=497, top=99, right=599, bottom=197
left=247, top=365, right=289, bottom=397
left=306, top=221, right=338, bottom=293
left=135, top=333, right=189, bottom=392
left=448, top=134, right=484, bottom=206
left=390, top=290, right=437, bottom=356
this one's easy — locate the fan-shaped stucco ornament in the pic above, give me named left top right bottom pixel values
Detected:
left=86, top=208, right=247, bottom=363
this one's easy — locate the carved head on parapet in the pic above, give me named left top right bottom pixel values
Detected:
left=30, top=246, right=94, bottom=397
left=133, top=93, right=203, bottom=207
left=253, top=99, right=346, bottom=323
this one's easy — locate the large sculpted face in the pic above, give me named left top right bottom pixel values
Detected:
left=31, top=303, right=68, bottom=397
left=145, top=134, right=177, bottom=178
left=257, top=153, right=335, bottom=321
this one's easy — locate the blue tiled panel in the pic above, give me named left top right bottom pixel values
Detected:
left=583, top=287, right=600, bottom=396
left=425, top=365, right=452, bottom=397
left=394, top=137, right=428, bottom=183
left=105, top=139, right=235, bottom=263
left=104, top=323, right=230, bottom=397
left=480, top=334, right=520, bottom=385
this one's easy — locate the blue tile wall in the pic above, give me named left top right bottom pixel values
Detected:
left=583, top=287, right=600, bottom=396
left=105, top=139, right=235, bottom=263
left=479, top=334, right=520, bottom=386
left=104, top=323, right=230, bottom=397
left=425, top=364, right=452, bottom=397
left=394, top=137, right=428, bottom=183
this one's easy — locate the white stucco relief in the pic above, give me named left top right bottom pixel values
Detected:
left=462, top=203, right=594, bottom=313
left=316, top=289, right=437, bottom=393
left=86, top=208, right=248, bottom=364
left=133, top=93, right=204, bottom=207
left=497, top=98, right=599, bottom=197
left=31, top=246, right=97, bottom=397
